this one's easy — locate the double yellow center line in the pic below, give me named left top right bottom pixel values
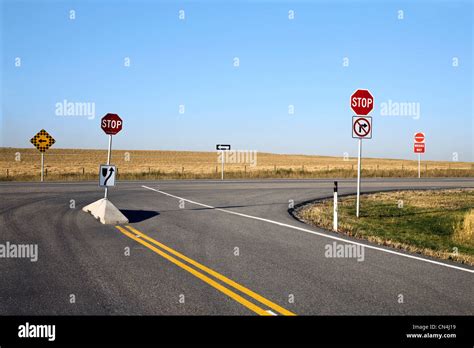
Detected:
left=115, top=225, right=296, bottom=316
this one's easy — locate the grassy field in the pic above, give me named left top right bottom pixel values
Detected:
left=1, top=147, right=473, bottom=181
left=296, top=189, right=474, bottom=265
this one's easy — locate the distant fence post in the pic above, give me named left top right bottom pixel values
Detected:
left=82, top=167, right=85, bottom=175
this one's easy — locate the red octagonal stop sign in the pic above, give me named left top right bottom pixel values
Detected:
left=350, top=89, right=374, bottom=115
left=101, top=113, right=123, bottom=135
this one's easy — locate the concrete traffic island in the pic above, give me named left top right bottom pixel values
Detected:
left=82, top=198, right=129, bottom=225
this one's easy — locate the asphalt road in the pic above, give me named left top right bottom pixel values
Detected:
left=0, top=178, right=473, bottom=315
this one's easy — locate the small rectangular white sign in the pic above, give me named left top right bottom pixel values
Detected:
left=99, top=165, right=116, bottom=187
left=352, top=116, right=373, bottom=139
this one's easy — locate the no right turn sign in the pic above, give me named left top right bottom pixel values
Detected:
left=352, top=116, right=372, bottom=139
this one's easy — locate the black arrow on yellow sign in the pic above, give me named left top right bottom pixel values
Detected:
left=30, top=129, right=55, bottom=153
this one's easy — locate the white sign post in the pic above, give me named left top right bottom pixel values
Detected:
left=221, top=152, right=224, bottom=180
left=104, top=135, right=112, bottom=198
left=81, top=113, right=128, bottom=225
left=100, top=113, right=123, bottom=199
left=356, top=139, right=362, bottom=217
left=414, top=132, right=425, bottom=179
left=352, top=116, right=372, bottom=218
left=216, top=144, right=231, bottom=180
left=41, top=153, right=44, bottom=182
left=350, top=90, right=374, bottom=218
left=333, top=181, right=338, bottom=231
left=30, top=129, right=55, bottom=182
left=418, top=153, right=420, bottom=179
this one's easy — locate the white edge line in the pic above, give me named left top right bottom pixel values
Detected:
left=141, top=185, right=474, bottom=274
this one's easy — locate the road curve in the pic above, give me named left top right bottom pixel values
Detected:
left=0, top=178, right=473, bottom=315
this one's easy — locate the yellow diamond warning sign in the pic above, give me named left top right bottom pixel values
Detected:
left=30, top=129, right=55, bottom=152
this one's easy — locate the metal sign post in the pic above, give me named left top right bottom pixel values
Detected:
left=418, top=153, right=421, bottom=179
left=100, top=113, right=123, bottom=199
left=82, top=113, right=127, bottom=226
left=30, top=129, right=55, bottom=182
left=333, top=181, right=338, bottom=231
left=221, top=153, right=224, bottom=180
left=216, top=144, right=231, bottom=181
left=352, top=116, right=372, bottom=218
left=41, top=153, right=44, bottom=182
left=356, top=139, right=362, bottom=218
left=104, top=134, right=112, bottom=199
left=350, top=89, right=374, bottom=218
left=414, top=132, right=425, bottom=179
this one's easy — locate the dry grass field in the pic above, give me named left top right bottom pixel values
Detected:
left=296, top=189, right=474, bottom=265
left=1, top=147, right=473, bottom=181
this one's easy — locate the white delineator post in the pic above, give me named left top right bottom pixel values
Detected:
left=104, top=134, right=112, bottom=199
left=418, top=153, right=421, bottom=179
left=356, top=138, right=362, bottom=218
left=333, top=181, right=338, bottom=231
left=41, top=153, right=44, bottom=182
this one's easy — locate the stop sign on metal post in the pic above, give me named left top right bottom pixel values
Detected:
left=350, top=89, right=374, bottom=219
left=350, top=89, right=374, bottom=115
left=101, top=113, right=123, bottom=135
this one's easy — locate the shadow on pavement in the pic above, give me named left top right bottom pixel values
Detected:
left=120, top=210, right=159, bottom=223
left=157, top=202, right=289, bottom=213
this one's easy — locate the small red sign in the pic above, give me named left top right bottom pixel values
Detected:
left=414, top=143, right=425, bottom=153
left=350, top=89, right=374, bottom=116
left=414, top=132, right=425, bottom=143
left=101, top=113, right=123, bottom=135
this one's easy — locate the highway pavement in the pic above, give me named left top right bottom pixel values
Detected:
left=0, top=178, right=473, bottom=315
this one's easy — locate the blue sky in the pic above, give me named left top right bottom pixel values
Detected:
left=1, top=0, right=472, bottom=161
